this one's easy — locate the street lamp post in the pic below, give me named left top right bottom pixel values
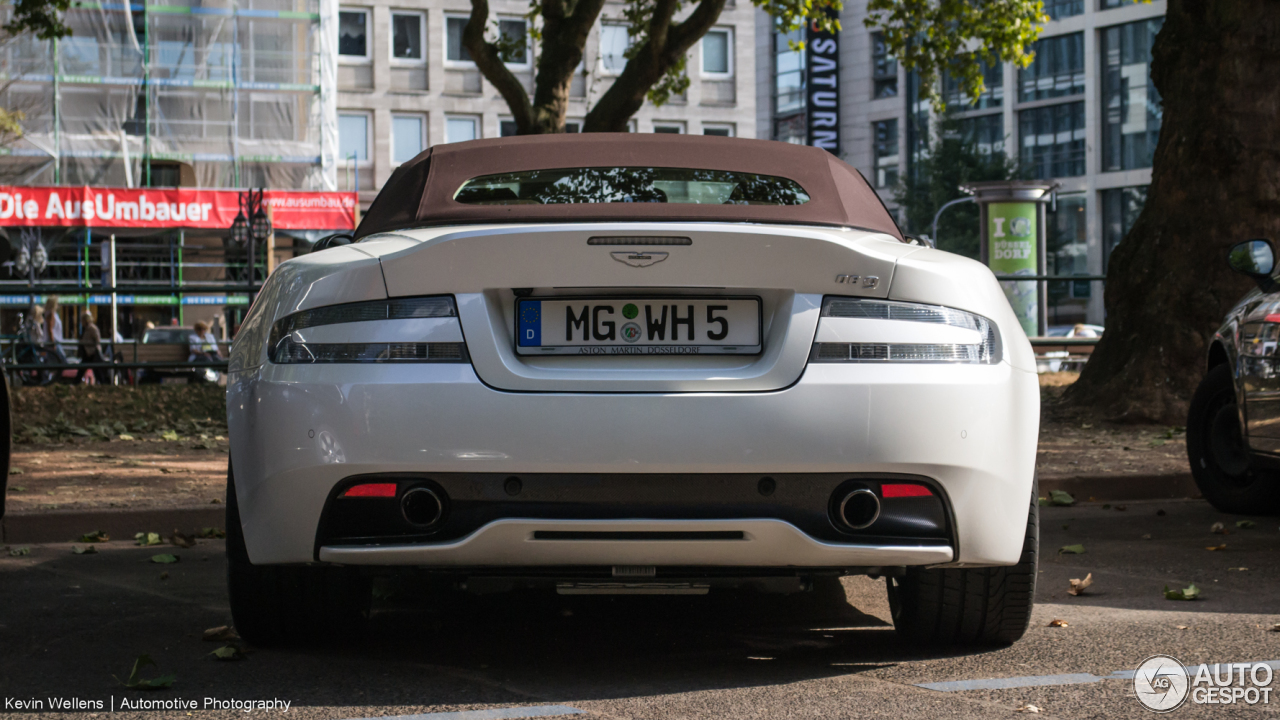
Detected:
left=230, top=188, right=271, bottom=298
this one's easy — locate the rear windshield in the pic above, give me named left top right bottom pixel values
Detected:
left=453, top=167, right=811, bottom=206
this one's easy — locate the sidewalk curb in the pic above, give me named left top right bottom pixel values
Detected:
left=2, top=506, right=225, bottom=544
left=1039, top=472, right=1199, bottom=502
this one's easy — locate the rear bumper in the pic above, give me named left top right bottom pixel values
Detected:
left=319, top=518, right=953, bottom=566
left=228, top=361, right=1039, bottom=567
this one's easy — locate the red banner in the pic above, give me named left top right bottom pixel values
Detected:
left=0, top=186, right=357, bottom=230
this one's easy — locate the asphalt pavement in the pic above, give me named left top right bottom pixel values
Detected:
left=3, top=499, right=1280, bottom=720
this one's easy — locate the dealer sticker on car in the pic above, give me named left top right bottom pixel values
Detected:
left=517, top=297, right=762, bottom=355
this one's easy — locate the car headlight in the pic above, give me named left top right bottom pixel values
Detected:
left=809, top=297, right=1001, bottom=364
left=268, top=295, right=469, bottom=364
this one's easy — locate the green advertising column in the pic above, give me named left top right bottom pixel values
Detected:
left=988, top=202, right=1040, bottom=336
left=964, top=181, right=1057, bottom=337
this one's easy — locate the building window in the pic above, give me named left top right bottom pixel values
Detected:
left=1019, top=101, right=1086, bottom=178
left=338, top=112, right=369, bottom=162
left=502, top=119, right=575, bottom=135
left=873, top=119, right=899, bottom=188
left=1046, top=194, right=1091, bottom=321
left=338, top=9, right=369, bottom=60
left=392, top=114, right=425, bottom=163
left=943, top=60, right=1002, bottom=110
left=957, top=113, right=1004, bottom=154
left=774, top=114, right=805, bottom=145
left=1102, top=185, right=1148, bottom=270
left=653, top=122, right=684, bottom=134
left=1043, top=0, right=1084, bottom=19
left=446, top=115, right=479, bottom=143
left=1018, top=32, right=1084, bottom=102
left=872, top=32, right=897, bottom=99
left=391, top=11, right=425, bottom=62
left=1047, top=194, right=1088, bottom=277
left=1101, top=18, right=1164, bottom=172
left=446, top=16, right=473, bottom=63
left=703, top=123, right=734, bottom=136
left=1100, top=0, right=1143, bottom=8
left=600, top=25, right=629, bottom=74
left=702, top=28, right=732, bottom=76
left=774, top=26, right=805, bottom=116
left=498, top=19, right=529, bottom=66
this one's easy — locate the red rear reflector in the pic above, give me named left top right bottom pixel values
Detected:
left=881, top=483, right=933, bottom=498
left=342, top=483, right=397, bottom=498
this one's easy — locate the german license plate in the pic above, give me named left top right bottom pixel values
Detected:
left=516, top=297, right=762, bottom=355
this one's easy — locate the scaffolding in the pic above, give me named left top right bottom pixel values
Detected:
left=0, top=0, right=337, bottom=190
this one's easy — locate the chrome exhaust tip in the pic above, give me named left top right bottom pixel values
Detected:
left=837, top=488, right=881, bottom=530
left=401, top=487, right=444, bottom=527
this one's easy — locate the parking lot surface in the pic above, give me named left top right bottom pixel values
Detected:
left=3, top=499, right=1280, bottom=719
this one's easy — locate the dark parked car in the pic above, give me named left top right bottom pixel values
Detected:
left=1190, top=239, right=1280, bottom=513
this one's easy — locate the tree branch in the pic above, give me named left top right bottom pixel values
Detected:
left=667, top=0, right=725, bottom=51
left=583, top=0, right=725, bottom=131
left=464, top=0, right=533, bottom=131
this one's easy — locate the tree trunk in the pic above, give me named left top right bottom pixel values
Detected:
left=529, top=0, right=605, bottom=134
left=1063, top=0, right=1280, bottom=423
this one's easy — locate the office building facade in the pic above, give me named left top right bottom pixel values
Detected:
left=757, top=0, right=1167, bottom=327
left=334, top=0, right=758, bottom=202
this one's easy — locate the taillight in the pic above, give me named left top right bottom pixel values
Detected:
left=268, top=295, right=468, bottom=364
left=881, top=483, right=932, bottom=498
left=341, top=483, right=397, bottom=498
left=810, top=297, right=1002, bottom=365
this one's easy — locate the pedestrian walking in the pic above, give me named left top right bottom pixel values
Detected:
left=43, top=296, right=68, bottom=365
left=75, top=310, right=106, bottom=384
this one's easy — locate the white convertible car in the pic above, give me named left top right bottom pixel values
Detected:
left=226, top=134, right=1040, bottom=646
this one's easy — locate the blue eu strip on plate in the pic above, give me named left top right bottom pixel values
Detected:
left=519, top=300, right=542, bottom=347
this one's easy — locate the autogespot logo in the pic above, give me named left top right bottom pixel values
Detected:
left=1135, top=655, right=1276, bottom=712
left=1135, top=655, right=1190, bottom=712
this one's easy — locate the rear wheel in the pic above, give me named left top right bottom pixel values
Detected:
left=1187, top=363, right=1280, bottom=514
left=887, top=479, right=1037, bottom=646
left=226, top=463, right=371, bottom=645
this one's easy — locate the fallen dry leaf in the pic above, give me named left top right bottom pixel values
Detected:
left=1048, top=619, right=1069, bottom=628
left=169, top=530, right=196, bottom=548
left=1206, top=544, right=1227, bottom=551
left=203, top=626, right=240, bottom=642
left=1270, top=624, right=1280, bottom=633
left=1175, top=625, right=1188, bottom=630
left=209, top=645, right=246, bottom=661
left=1016, top=704, right=1042, bottom=713
left=1068, top=573, right=1093, bottom=596
left=1211, top=522, right=1226, bottom=534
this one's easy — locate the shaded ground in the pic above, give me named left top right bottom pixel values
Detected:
left=1, top=500, right=1277, bottom=720
left=2, top=377, right=1194, bottom=514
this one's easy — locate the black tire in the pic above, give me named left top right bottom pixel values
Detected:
left=887, top=479, right=1037, bottom=646
left=1187, top=363, right=1280, bottom=515
left=226, top=463, right=372, bottom=645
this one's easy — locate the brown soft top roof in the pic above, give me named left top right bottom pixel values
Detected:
left=353, top=133, right=904, bottom=241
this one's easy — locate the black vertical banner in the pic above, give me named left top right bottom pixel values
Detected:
left=805, top=15, right=839, bottom=154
